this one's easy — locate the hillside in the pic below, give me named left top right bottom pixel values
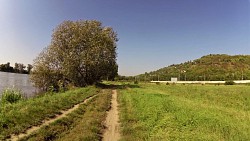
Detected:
left=137, top=54, right=250, bottom=81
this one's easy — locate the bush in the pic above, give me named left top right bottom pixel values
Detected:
left=134, top=80, right=139, bottom=84
left=225, top=80, right=235, bottom=85
left=1, top=88, right=23, bottom=104
left=156, top=82, right=160, bottom=85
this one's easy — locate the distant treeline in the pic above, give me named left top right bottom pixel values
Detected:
left=0, top=62, right=33, bottom=74
left=117, top=54, right=250, bottom=81
left=138, top=54, right=250, bottom=81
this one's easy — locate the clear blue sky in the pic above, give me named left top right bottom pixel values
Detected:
left=0, top=0, right=249, bottom=76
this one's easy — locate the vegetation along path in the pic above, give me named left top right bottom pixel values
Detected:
left=102, top=90, right=121, bottom=141
left=9, top=95, right=97, bottom=141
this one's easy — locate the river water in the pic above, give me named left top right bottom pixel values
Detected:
left=0, top=72, right=38, bottom=98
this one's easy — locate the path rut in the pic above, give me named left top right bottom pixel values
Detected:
left=102, top=90, right=121, bottom=141
left=9, top=95, right=96, bottom=141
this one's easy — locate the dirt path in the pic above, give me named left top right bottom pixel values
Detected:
left=9, top=95, right=96, bottom=141
left=102, top=90, right=121, bottom=141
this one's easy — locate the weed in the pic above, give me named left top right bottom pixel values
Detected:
left=0, top=88, right=23, bottom=104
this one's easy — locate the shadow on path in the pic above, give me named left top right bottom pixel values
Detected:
left=95, top=82, right=140, bottom=89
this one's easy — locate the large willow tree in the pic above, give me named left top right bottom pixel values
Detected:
left=31, top=20, right=118, bottom=90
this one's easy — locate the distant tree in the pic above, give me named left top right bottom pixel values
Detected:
left=30, top=20, right=118, bottom=91
left=27, top=64, right=33, bottom=74
left=19, top=64, right=25, bottom=73
left=6, top=62, right=10, bottom=68
left=0, top=62, right=13, bottom=72
left=14, top=63, right=19, bottom=73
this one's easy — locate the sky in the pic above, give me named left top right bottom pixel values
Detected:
left=0, top=0, right=249, bottom=76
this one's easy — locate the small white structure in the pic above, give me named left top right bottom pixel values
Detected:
left=171, top=77, right=178, bottom=82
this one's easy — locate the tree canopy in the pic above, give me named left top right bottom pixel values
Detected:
left=30, top=20, right=118, bottom=91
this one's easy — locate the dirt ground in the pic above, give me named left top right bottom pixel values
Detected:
left=102, top=90, right=121, bottom=141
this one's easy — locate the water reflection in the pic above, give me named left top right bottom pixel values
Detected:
left=0, top=72, right=39, bottom=97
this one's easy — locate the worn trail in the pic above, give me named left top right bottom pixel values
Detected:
left=9, top=95, right=96, bottom=141
left=102, top=90, right=121, bottom=141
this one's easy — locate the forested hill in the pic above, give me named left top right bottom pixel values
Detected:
left=138, top=54, right=250, bottom=81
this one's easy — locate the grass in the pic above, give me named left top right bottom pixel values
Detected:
left=0, top=86, right=99, bottom=140
left=1, top=88, right=24, bottom=104
left=118, top=83, right=250, bottom=141
left=20, top=89, right=111, bottom=141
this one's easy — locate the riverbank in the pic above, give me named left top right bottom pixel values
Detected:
left=0, top=86, right=99, bottom=140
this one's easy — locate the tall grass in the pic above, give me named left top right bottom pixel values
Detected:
left=0, top=86, right=98, bottom=140
left=21, top=89, right=112, bottom=141
left=0, top=88, right=24, bottom=105
left=118, top=84, right=250, bottom=140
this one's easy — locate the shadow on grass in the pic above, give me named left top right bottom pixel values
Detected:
left=95, top=82, right=140, bottom=89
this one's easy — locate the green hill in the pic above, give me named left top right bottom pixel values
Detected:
left=137, top=54, right=250, bottom=81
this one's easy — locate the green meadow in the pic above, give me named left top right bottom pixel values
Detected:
left=118, top=83, right=250, bottom=141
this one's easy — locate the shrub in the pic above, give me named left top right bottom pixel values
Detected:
left=156, top=82, right=160, bottom=85
left=134, top=80, right=139, bottom=84
left=225, top=80, right=235, bottom=85
left=1, top=88, right=23, bottom=104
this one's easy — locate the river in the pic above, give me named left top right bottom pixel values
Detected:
left=0, top=72, right=38, bottom=98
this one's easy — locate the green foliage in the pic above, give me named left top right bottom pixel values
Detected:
left=137, top=54, right=250, bottom=81
left=118, top=83, right=250, bottom=140
left=47, top=86, right=55, bottom=93
left=134, top=80, right=139, bottom=84
left=1, top=88, right=23, bottom=104
left=31, top=20, right=118, bottom=91
left=225, top=80, right=235, bottom=85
